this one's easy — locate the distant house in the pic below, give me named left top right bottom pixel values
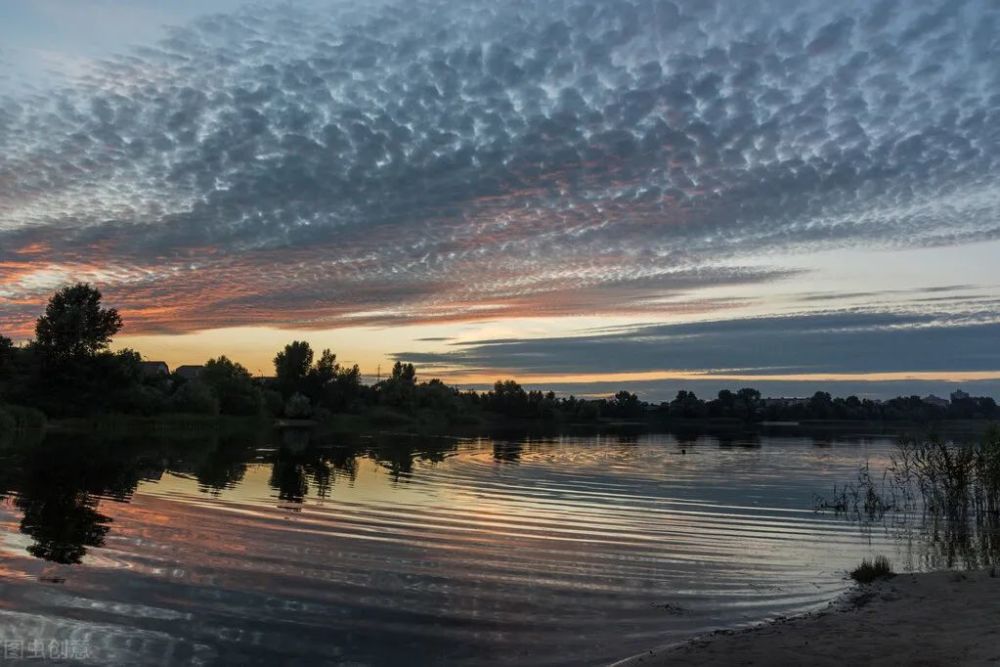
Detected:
left=175, top=365, right=204, bottom=381
left=139, top=361, right=170, bottom=378
left=951, top=389, right=970, bottom=402
left=923, top=395, right=949, bottom=409
left=762, top=397, right=809, bottom=407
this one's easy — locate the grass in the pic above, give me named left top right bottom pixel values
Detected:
left=850, top=555, right=895, bottom=583
left=815, top=461, right=898, bottom=520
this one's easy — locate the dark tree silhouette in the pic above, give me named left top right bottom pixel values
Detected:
left=0, top=335, right=13, bottom=374
left=35, top=283, right=122, bottom=362
left=201, top=356, right=263, bottom=416
left=274, top=341, right=314, bottom=396
left=378, top=361, right=418, bottom=409
left=610, top=390, right=643, bottom=418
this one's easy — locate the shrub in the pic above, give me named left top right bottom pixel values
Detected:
left=262, top=389, right=284, bottom=417
left=0, top=407, right=15, bottom=435
left=170, top=381, right=220, bottom=415
left=284, top=393, right=313, bottom=419
left=0, top=404, right=47, bottom=430
left=850, top=555, right=894, bottom=583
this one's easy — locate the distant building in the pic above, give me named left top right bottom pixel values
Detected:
left=951, top=389, right=970, bottom=402
left=762, top=397, right=809, bottom=407
left=923, top=395, right=949, bottom=409
left=139, top=361, right=170, bottom=378
left=175, top=365, right=204, bottom=381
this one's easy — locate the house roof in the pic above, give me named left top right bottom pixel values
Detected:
left=138, top=361, right=170, bottom=375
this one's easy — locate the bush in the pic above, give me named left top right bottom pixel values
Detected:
left=0, top=407, right=15, bottom=435
left=114, top=385, right=169, bottom=416
left=850, top=555, right=894, bottom=583
left=170, top=382, right=220, bottom=415
left=0, top=404, right=47, bottom=430
left=284, top=393, right=313, bottom=419
left=263, top=389, right=284, bottom=417
left=200, top=356, right=262, bottom=416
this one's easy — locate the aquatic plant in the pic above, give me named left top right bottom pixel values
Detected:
left=820, top=429, right=1000, bottom=568
left=850, top=555, right=894, bottom=583
left=815, top=461, right=898, bottom=520
left=891, top=429, right=1000, bottom=518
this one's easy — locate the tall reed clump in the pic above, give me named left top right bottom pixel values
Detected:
left=815, top=461, right=898, bottom=520
left=819, top=429, right=1000, bottom=568
left=850, top=555, right=894, bottom=583
left=974, top=427, right=1000, bottom=516
left=891, top=428, right=1000, bottom=519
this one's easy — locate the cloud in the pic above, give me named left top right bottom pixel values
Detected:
left=503, top=378, right=1000, bottom=403
left=395, top=305, right=1000, bottom=376
left=1, top=0, right=999, bottom=336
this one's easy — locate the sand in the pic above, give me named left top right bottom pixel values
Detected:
left=613, top=569, right=1000, bottom=667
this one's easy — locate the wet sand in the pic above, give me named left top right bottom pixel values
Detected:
left=613, top=569, right=1000, bottom=666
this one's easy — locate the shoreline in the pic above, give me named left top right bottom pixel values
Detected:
left=612, top=569, right=1000, bottom=666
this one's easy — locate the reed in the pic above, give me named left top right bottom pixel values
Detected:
left=850, top=555, right=894, bottom=583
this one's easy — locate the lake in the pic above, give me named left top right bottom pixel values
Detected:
left=0, top=426, right=993, bottom=665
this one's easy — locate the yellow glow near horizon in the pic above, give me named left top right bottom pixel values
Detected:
left=112, top=314, right=684, bottom=378
left=115, top=323, right=1000, bottom=391
left=439, top=369, right=1000, bottom=386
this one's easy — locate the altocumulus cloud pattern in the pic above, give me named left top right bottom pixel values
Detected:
left=1, top=0, right=999, bottom=335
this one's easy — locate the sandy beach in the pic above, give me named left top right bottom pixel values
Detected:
left=614, top=569, right=1000, bottom=667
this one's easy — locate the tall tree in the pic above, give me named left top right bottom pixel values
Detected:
left=379, top=362, right=418, bottom=409
left=35, top=284, right=122, bottom=362
left=274, top=341, right=314, bottom=396
left=310, top=349, right=338, bottom=385
left=201, top=356, right=262, bottom=416
left=0, top=335, right=13, bottom=375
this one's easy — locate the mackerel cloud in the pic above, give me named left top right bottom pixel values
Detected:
left=1, top=0, right=999, bottom=334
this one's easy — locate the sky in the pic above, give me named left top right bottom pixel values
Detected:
left=1, top=0, right=999, bottom=400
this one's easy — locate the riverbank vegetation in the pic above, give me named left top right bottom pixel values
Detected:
left=850, top=555, right=895, bottom=583
left=2, top=284, right=999, bottom=434
left=819, top=427, right=1000, bottom=568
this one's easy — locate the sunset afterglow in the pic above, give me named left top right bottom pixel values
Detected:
left=2, top=0, right=999, bottom=398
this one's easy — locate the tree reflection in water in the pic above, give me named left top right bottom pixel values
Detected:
left=0, top=428, right=461, bottom=563
left=3, top=428, right=999, bottom=571
left=0, top=436, right=140, bottom=564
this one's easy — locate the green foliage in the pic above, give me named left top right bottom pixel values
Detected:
left=169, top=381, right=220, bottom=415
left=201, top=357, right=262, bottom=416
left=892, top=432, right=1000, bottom=517
left=0, top=407, right=15, bottom=435
left=272, top=343, right=362, bottom=413
left=486, top=379, right=528, bottom=416
left=34, top=283, right=122, bottom=362
left=0, top=405, right=47, bottom=431
left=274, top=341, right=314, bottom=397
left=609, top=390, right=643, bottom=418
left=311, top=349, right=337, bottom=385
left=816, top=462, right=898, bottom=519
left=850, top=555, right=894, bottom=583
left=670, top=390, right=708, bottom=419
left=378, top=362, right=418, bottom=409
left=322, top=363, right=362, bottom=411
left=284, top=393, right=313, bottom=419
left=416, top=379, right=460, bottom=414
left=0, top=335, right=14, bottom=375
left=262, top=389, right=284, bottom=416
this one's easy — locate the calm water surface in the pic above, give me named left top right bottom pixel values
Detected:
left=0, top=428, right=987, bottom=665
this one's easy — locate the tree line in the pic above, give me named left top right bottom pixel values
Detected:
left=1, top=284, right=998, bottom=428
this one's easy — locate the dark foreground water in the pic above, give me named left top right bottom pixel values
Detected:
left=0, top=427, right=993, bottom=665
